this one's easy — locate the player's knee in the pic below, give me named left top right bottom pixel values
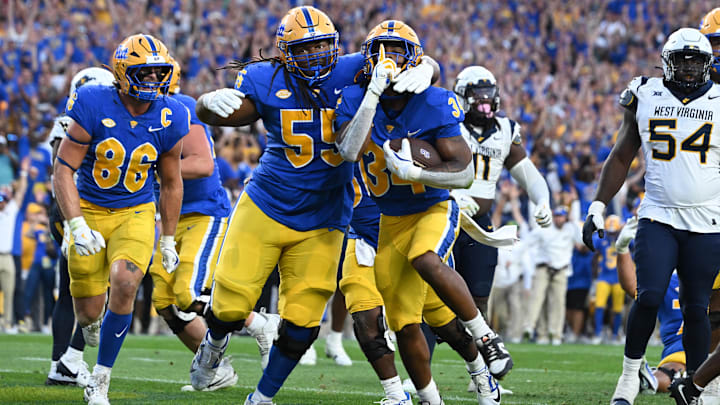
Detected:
left=682, top=304, right=709, bottom=323
left=352, top=310, right=394, bottom=362
left=411, top=253, right=444, bottom=282
left=205, top=307, right=245, bottom=336
left=275, top=319, right=319, bottom=361
left=158, top=305, right=195, bottom=335
left=709, top=312, right=720, bottom=331
left=430, top=317, right=473, bottom=355
left=636, top=290, right=665, bottom=308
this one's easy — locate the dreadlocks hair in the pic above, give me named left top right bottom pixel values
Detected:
left=222, top=49, right=330, bottom=111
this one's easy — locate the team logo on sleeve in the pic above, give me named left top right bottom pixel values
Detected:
left=101, top=118, right=116, bottom=128
left=275, top=89, right=292, bottom=99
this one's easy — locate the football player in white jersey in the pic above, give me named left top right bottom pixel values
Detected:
left=449, top=66, right=552, bottom=379
left=581, top=28, right=720, bottom=405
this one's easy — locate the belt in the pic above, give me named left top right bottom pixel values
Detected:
left=538, top=263, right=569, bottom=273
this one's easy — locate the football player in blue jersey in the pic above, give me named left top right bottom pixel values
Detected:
left=335, top=20, right=503, bottom=405
left=146, top=57, right=238, bottom=392
left=188, top=7, right=438, bottom=405
left=53, top=34, right=188, bottom=405
left=591, top=215, right=625, bottom=345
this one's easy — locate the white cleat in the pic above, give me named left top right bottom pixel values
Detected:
left=702, top=376, right=720, bottom=405
left=181, top=357, right=237, bottom=391
left=298, top=343, right=317, bottom=366
left=638, top=357, right=658, bottom=394
left=325, top=341, right=352, bottom=366
left=82, top=319, right=102, bottom=347
left=476, top=333, right=513, bottom=379
left=84, top=366, right=110, bottom=405
left=402, top=378, right=416, bottom=395
left=468, top=378, right=513, bottom=395
left=610, top=372, right=640, bottom=405
left=377, top=391, right=414, bottom=404
left=250, top=311, right=280, bottom=370
left=244, top=393, right=276, bottom=405
left=47, top=356, right=91, bottom=387
left=190, top=334, right=228, bottom=390
left=470, top=366, right=501, bottom=405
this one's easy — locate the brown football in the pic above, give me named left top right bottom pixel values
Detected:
left=389, top=137, right=442, bottom=168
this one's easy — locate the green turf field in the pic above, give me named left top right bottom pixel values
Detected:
left=0, top=334, right=674, bottom=404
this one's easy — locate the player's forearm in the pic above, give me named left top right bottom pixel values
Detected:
left=337, top=92, right=379, bottom=162
left=181, top=154, right=214, bottom=179
left=414, top=161, right=474, bottom=189
left=594, top=154, right=632, bottom=204
left=53, top=166, right=83, bottom=220
left=509, top=158, right=550, bottom=207
left=159, top=181, right=182, bottom=236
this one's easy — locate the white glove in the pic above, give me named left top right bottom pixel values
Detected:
left=159, top=235, right=179, bottom=274
left=392, top=57, right=433, bottom=94
left=534, top=202, right=552, bottom=228
left=199, top=88, right=245, bottom=118
left=451, top=190, right=480, bottom=216
left=68, top=217, right=105, bottom=256
left=368, top=44, right=398, bottom=97
left=382, top=139, right=422, bottom=181
left=615, top=216, right=639, bottom=254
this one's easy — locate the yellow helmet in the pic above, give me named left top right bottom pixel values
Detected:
left=361, top=20, right=423, bottom=78
left=168, top=57, right=181, bottom=95
left=700, top=8, right=720, bottom=75
left=276, top=6, right=339, bottom=84
left=605, top=215, right=622, bottom=234
left=111, top=34, right=173, bottom=101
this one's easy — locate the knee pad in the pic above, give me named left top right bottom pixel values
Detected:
left=275, top=320, right=319, bottom=361
left=636, top=290, right=665, bottom=309
left=352, top=312, right=394, bottom=362
left=205, top=307, right=246, bottom=335
left=710, top=312, right=720, bottom=331
left=160, top=305, right=195, bottom=335
left=430, top=318, right=473, bottom=355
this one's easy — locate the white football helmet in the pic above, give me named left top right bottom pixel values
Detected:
left=453, top=66, right=500, bottom=113
left=661, top=28, right=713, bottom=91
left=69, top=67, right=115, bottom=97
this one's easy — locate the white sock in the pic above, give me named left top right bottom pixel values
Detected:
left=461, top=312, right=493, bottom=339
left=207, top=332, right=229, bottom=348
left=417, top=378, right=442, bottom=404
left=380, top=375, right=404, bottom=399
left=327, top=330, right=343, bottom=346
left=245, top=312, right=266, bottom=336
left=466, top=353, right=487, bottom=374
left=622, top=356, right=642, bottom=376
left=252, top=390, right=273, bottom=402
left=64, top=347, right=84, bottom=363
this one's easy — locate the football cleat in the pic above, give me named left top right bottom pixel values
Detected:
left=376, top=392, right=414, bottom=405
left=417, top=399, right=445, bottom=405
left=249, top=310, right=280, bottom=370
left=468, top=378, right=513, bottom=395
left=298, top=343, right=317, bottom=366
left=611, top=372, right=640, bottom=405
left=638, top=357, right=658, bottom=394
left=702, top=376, right=720, bottom=405
left=46, top=357, right=91, bottom=387
left=325, top=340, right=352, bottom=366
left=84, top=366, right=110, bottom=405
left=181, top=357, right=237, bottom=391
left=190, top=334, right=228, bottom=390
left=476, top=333, right=513, bottom=379
left=244, top=393, right=276, bottom=405
left=670, top=375, right=703, bottom=405
left=82, top=319, right=102, bottom=347
left=470, top=366, right=501, bottom=405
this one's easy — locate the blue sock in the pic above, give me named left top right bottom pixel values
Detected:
left=97, top=310, right=132, bottom=368
left=611, top=312, right=623, bottom=337
left=257, top=325, right=314, bottom=397
left=594, top=307, right=605, bottom=337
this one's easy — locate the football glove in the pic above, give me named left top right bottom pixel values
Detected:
left=199, top=88, right=245, bottom=118
left=382, top=139, right=421, bottom=182
left=392, top=57, right=433, bottom=94
left=368, top=44, right=397, bottom=97
left=451, top=190, right=480, bottom=217
left=68, top=216, right=105, bottom=256
left=582, top=201, right=606, bottom=251
left=159, top=235, right=180, bottom=274
left=615, top=216, right=638, bottom=254
left=534, top=203, right=552, bottom=228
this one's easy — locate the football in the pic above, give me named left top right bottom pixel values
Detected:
left=389, top=137, right=442, bottom=168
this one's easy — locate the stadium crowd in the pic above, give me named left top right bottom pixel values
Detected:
left=0, top=0, right=714, bottom=345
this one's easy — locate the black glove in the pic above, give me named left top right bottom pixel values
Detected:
left=582, top=215, right=605, bottom=252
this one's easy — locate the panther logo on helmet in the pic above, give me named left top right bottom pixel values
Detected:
left=69, top=67, right=115, bottom=97
left=111, top=34, right=173, bottom=101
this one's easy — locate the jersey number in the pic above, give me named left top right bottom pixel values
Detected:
left=280, top=109, right=343, bottom=168
left=649, top=119, right=712, bottom=163
left=92, top=138, right=158, bottom=192
left=359, top=141, right=426, bottom=197
left=475, top=154, right=491, bottom=180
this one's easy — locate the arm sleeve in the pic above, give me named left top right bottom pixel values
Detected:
left=509, top=157, right=550, bottom=207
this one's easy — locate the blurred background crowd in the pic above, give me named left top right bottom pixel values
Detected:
left=0, top=0, right=713, bottom=343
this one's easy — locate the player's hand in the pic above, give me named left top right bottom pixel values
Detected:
left=199, top=88, right=245, bottom=118
left=582, top=201, right=606, bottom=252
left=382, top=139, right=422, bottom=182
left=392, top=57, right=433, bottom=94
left=159, top=235, right=180, bottom=274
left=615, top=216, right=638, bottom=254
left=534, top=203, right=552, bottom=228
left=368, top=45, right=397, bottom=97
left=451, top=190, right=480, bottom=216
left=68, top=216, right=105, bottom=256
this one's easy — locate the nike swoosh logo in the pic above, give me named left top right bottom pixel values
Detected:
left=407, top=129, right=421, bottom=136
left=709, top=95, right=720, bottom=99
left=187, top=225, right=196, bottom=230
left=135, top=210, right=144, bottom=214
left=115, top=325, right=129, bottom=338
left=148, top=126, right=163, bottom=132
left=334, top=88, right=342, bottom=95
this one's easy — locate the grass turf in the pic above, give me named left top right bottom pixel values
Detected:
left=0, top=333, right=673, bottom=404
